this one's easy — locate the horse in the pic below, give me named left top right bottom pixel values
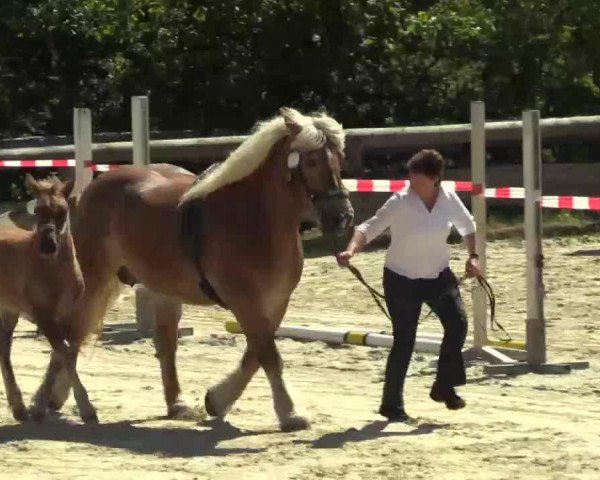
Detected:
left=0, top=174, right=97, bottom=423
left=43, top=107, right=354, bottom=431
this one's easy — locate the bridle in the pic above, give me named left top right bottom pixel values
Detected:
left=287, top=145, right=349, bottom=204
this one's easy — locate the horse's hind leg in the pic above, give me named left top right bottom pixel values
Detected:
left=254, top=335, right=310, bottom=432
left=153, top=293, right=200, bottom=420
left=0, top=310, right=27, bottom=422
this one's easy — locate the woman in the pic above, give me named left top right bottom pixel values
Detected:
left=337, top=149, right=481, bottom=422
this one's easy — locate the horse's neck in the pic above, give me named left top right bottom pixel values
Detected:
left=249, top=149, right=307, bottom=236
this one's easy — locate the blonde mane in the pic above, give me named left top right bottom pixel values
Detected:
left=179, top=109, right=345, bottom=204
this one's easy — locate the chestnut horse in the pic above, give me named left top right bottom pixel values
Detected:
left=45, top=107, right=353, bottom=430
left=0, top=174, right=96, bottom=423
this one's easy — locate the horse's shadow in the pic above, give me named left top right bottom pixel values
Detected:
left=565, top=249, right=600, bottom=257
left=293, top=420, right=447, bottom=449
left=0, top=417, right=270, bottom=458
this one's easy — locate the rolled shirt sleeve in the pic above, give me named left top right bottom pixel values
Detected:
left=355, top=193, right=403, bottom=244
left=447, top=190, right=476, bottom=236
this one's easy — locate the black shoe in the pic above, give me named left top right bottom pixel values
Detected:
left=378, top=405, right=409, bottom=422
left=429, top=382, right=466, bottom=410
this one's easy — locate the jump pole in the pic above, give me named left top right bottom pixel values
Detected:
left=483, top=110, right=589, bottom=375
left=224, top=320, right=525, bottom=355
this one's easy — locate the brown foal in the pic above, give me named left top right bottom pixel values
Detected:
left=0, top=174, right=96, bottom=422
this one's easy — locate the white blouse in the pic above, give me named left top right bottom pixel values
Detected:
left=355, top=186, right=476, bottom=279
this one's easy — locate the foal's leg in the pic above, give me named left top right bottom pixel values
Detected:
left=32, top=348, right=97, bottom=422
left=153, top=294, right=199, bottom=419
left=58, top=347, right=97, bottom=423
left=47, top=366, right=71, bottom=412
left=204, top=348, right=260, bottom=418
left=0, top=310, right=27, bottom=421
left=48, top=271, right=122, bottom=413
left=31, top=319, right=97, bottom=423
left=30, top=350, right=63, bottom=422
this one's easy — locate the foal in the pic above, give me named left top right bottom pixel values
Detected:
left=0, top=174, right=96, bottom=422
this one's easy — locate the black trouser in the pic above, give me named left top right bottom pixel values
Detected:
left=381, top=267, right=468, bottom=409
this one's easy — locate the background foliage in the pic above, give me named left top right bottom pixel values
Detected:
left=1, top=0, right=598, bottom=137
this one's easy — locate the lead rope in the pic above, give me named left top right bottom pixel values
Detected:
left=340, top=255, right=510, bottom=342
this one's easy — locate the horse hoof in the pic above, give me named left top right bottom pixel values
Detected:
left=82, top=412, right=99, bottom=424
left=48, top=398, right=68, bottom=412
left=204, top=390, right=224, bottom=418
left=12, top=406, right=29, bottom=423
left=168, top=402, right=205, bottom=421
left=280, top=415, right=311, bottom=432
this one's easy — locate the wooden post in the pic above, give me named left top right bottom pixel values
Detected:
left=132, top=96, right=150, bottom=167
left=482, top=109, right=589, bottom=375
left=73, top=108, right=94, bottom=196
left=522, top=110, right=546, bottom=365
left=132, top=96, right=155, bottom=332
left=470, top=101, right=488, bottom=348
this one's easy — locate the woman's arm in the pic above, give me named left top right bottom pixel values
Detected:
left=464, top=232, right=477, bottom=257
left=336, top=193, right=402, bottom=267
left=447, top=191, right=481, bottom=277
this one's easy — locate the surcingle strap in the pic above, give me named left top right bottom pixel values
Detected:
left=179, top=180, right=229, bottom=310
left=199, top=275, right=228, bottom=309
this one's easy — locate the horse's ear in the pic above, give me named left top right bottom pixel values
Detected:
left=280, top=107, right=303, bottom=137
left=25, top=173, right=38, bottom=196
left=60, top=179, right=75, bottom=199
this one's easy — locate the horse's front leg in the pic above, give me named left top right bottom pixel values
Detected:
left=0, top=310, right=28, bottom=422
left=254, top=332, right=310, bottom=432
left=205, top=306, right=309, bottom=431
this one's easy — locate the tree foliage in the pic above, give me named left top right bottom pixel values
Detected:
left=0, top=0, right=599, bottom=137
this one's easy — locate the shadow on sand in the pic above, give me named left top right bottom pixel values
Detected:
left=293, top=420, right=447, bottom=449
left=565, top=249, right=600, bottom=257
left=0, top=417, right=273, bottom=457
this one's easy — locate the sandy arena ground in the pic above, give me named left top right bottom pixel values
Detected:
left=0, top=236, right=599, bottom=479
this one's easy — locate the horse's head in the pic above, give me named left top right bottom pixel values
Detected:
left=25, top=173, right=74, bottom=257
left=280, top=107, right=354, bottom=237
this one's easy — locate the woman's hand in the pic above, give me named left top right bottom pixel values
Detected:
left=465, top=256, right=482, bottom=278
left=336, top=250, right=354, bottom=267
left=335, top=230, right=366, bottom=267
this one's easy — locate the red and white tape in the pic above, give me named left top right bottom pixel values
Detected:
left=340, top=179, right=600, bottom=211
left=1, top=162, right=598, bottom=211
left=0, top=159, right=75, bottom=168
left=540, top=195, right=600, bottom=210
left=341, top=179, right=473, bottom=193
left=0, top=159, right=120, bottom=172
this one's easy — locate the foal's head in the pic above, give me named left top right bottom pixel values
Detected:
left=281, top=108, right=354, bottom=237
left=25, top=174, right=74, bottom=257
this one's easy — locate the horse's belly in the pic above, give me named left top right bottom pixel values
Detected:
left=114, top=226, right=214, bottom=306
